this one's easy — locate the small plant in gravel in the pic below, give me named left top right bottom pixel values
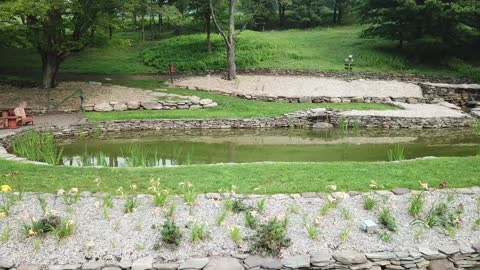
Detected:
left=230, top=226, right=242, bottom=244
left=387, top=144, right=406, bottom=161
left=0, top=184, right=15, bottom=216
left=414, top=228, right=424, bottom=241
left=191, top=223, right=208, bottom=244
left=412, top=201, right=463, bottom=235
left=447, top=191, right=456, bottom=203
left=124, top=197, right=139, bottom=213
left=378, top=230, right=393, bottom=243
left=306, top=224, right=320, bottom=240
left=216, top=211, right=227, bottom=226
left=102, top=194, right=113, bottom=208
left=149, top=179, right=170, bottom=207
left=340, top=227, right=350, bottom=242
left=245, top=210, right=258, bottom=229
left=341, top=208, right=351, bottom=221
left=288, top=204, right=300, bottom=214
left=160, top=219, right=182, bottom=249
left=408, top=192, right=424, bottom=218
left=38, top=197, right=48, bottom=216
left=58, top=188, right=80, bottom=206
left=378, top=208, right=398, bottom=232
left=50, top=219, right=76, bottom=240
left=249, top=217, right=291, bottom=257
left=320, top=197, right=338, bottom=216
left=228, top=199, right=251, bottom=213
left=257, top=197, right=266, bottom=214
left=166, top=203, right=176, bottom=219
left=180, top=182, right=196, bottom=207
left=34, top=239, right=40, bottom=252
left=1, top=225, right=10, bottom=242
left=473, top=196, right=480, bottom=231
left=363, top=194, right=377, bottom=210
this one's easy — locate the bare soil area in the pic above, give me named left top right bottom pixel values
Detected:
left=0, top=82, right=154, bottom=112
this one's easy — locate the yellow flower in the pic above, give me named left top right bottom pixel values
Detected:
left=1, top=185, right=12, bottom=192
left=0, top=212, right=6, bottom=217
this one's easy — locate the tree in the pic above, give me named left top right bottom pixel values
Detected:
left=242, top=0, right=276, bottom=31
left=190, top=0, right=214, bottom=51
left=0, top=0, right=110, bottom=88
left=209, top=0, right=254, bottom=80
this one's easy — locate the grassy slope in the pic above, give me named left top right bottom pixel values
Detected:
left=0, top=26, right=478, bottom=78
left=1, top=157, right=479, bottom=194
left=86, top=80, right=396, bottom=121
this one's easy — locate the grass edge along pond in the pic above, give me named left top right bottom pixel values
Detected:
left=85, top=80, right=397, bottom=121
left=1, top=156, right=479, bottom=194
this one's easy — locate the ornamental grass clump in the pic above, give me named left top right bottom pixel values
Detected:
left=411, top=200, right=464, bottom=235
left=22, top=213, right=75, bottom=240
left=191, top=223, right=208, bottom=244
left=378, top=208, right=398, bottom=232
left=11, top=129, right=64, bottom=165
left=58, top=188, right=80, bottom=205
left=149, top=179, right=170, bottom=207
left=408, top=193, right=424, bottom=218
left=363, top=195, right=377, bottom=210
left=118, top=185, right=139, bottom=213
left=250, top=217, right=291, bottom=257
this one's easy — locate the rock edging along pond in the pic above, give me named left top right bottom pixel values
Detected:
left=1, top=248, right=480, bottom=270
left=0, top=188, right=479, bottom=269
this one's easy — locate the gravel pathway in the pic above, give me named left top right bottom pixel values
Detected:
left=340, top=102, right=470, bottom=118
left=175, top=75, right=424, bottom=98
left=0, top=190, right=478, bottom=264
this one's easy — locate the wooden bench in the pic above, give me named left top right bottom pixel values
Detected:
left=1, top=109, right=22, bottom=129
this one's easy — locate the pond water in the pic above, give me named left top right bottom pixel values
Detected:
left=59, top=128, right=480, bottom=167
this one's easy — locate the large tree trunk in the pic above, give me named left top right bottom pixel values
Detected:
left=41, top=52, right=62, bottom=89
left=206, top=14, right=212, bottom=52
left=227, top=43, right=236, bottom=80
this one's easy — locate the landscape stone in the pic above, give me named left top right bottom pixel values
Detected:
left=82, top=261, right=106, bottom=270
left=244, top=256, right=282, bottom=269
left=392, top=188, right=410, bottom=195
left=311, top=251, right=333, bottom=264
left=349, top=261, right=373, bottom=270
left=50, top=265, right=82, bottom=270
left=204, top=258, right=243, bottom=270
left=127, top=102, right=141, bottom=110
left=179, top=258, right=209, bottom=270
left=301, top=192, right=318, bottom=198
left=113, top=103, right=128, bottom=111
left=141, top=101, right=163, bottom=110
left=152, top=264, right=178, bottom=270
left=131, top=256, right=153, bottom=270
left=351, top=96, right=365, bottom=103
left=428, top=259, right=455, bottom=270
left=282, top=255, right=310, bottom=269
left=438, top=245, right=460, bottom=255
left=102, top=267, right=121, bottom=270
left=472, top=242, right=480, bottom=252
left=199, top=99, right=213, bottom=105
left=203, top=102, right=218, bottom=108
left=17, top=265, right=45, bottom=270
left=333, top=250, right=368, bottom=265
left=94, top=102, right=113, bottom=112
left=365, top=252, right=396, bottom=260
left=330, top=97, right=342, bottom=103
left=312, top=122, right=334, bottom=129
left=0, top=261, right=14, bottom=269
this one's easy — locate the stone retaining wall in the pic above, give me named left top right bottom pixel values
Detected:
left=204, top=68, right=479, bottom=84
left=0, top=245, right=479, bottom=270
left=330, top=115, right=474, bottom=129
left=420, top=83, right=480, bottom=108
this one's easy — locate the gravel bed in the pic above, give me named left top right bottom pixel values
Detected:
left=175, top=75, right=424, bottom=98
left=1, top=189, right=479, bottom=264
left=340, top=102, right=469, bottom=118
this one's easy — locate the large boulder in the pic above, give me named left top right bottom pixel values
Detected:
left=127, top=101, right=141, bottom=110
left=141, top=101, right=163, bottom=110
left=333, top=250, right=368, bottom=265
left=113, top=103, right=128, bottom=111
left=94, top=102, right=113, bottom=112
left=429, top=259, right=455, bottom=270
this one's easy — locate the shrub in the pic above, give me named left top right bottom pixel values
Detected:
left=161, top=219, right=182, bottom=248
left=250, top=217, right=291, bottom=257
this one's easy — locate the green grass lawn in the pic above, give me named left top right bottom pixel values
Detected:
left=1, top=157, right=479, bottom=194
left=86, top=80, right=396, bottom=121
left=1, top=26, right=479, bottom=79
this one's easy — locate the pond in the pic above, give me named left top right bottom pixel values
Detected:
left=59, top=128, right=480, bottom=167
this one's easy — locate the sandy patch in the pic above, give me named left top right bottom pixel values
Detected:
left=175, top=75, right=424, bottom=98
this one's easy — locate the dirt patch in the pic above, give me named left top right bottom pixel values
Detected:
left=0, top=82, right=154, bottom=113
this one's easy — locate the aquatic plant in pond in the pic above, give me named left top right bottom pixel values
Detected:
left=12, top=129, right=63, bottom=165
left=387, top=144, right=406, bottom=161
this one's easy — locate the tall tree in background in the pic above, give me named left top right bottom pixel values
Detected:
left=243, top=0, right=276, bottom=31
left=0, top=0, right=107, bottom=88
left=190, top=0, right=213, bottom=51
left=210, top=0, right=255, bottom=80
